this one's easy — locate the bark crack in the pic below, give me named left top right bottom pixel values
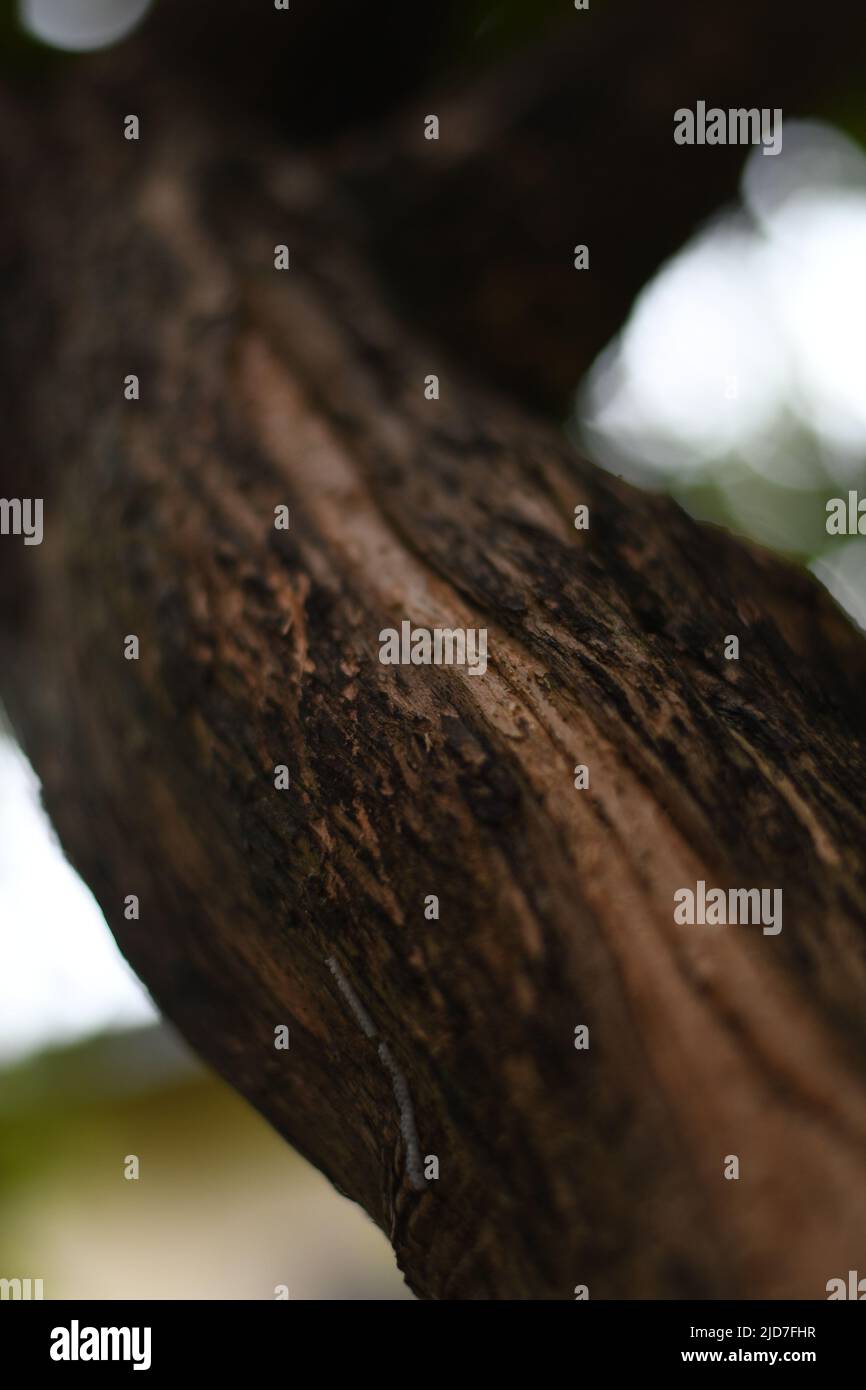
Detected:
left=326, top=955, right=428, bottom=1192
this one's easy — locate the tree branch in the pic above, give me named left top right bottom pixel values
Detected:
left=2, top=44, right=866, bottom=1300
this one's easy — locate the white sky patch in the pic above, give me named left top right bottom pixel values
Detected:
left=760, top=195, right=866, bottom=451
left=581, top=121, right=866, bottom=475
left=0, top=736, right=157, bottom=1064
left=811, top=541, right=866, bottom=634
left=19, top=0, right=153, bottom=53
left=584, top=225, right=788, bottom=473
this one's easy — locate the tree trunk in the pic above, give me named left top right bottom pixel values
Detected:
left=3, top=28, right=866, bottom=1301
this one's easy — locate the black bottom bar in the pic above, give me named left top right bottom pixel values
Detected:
left=3, top=1298, right=861, bottom=1376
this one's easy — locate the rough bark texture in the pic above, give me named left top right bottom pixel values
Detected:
left=3, top=16, right=866, bottom=1300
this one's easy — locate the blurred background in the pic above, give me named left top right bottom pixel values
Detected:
left=577, top=121, right=866, bottom=629
left=0, top=735, right=413, bottom=1299
left=3, top=0, right=866, bottom=1300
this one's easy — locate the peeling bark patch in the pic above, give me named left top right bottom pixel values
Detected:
left=326, top=956, right=427, bottom=1190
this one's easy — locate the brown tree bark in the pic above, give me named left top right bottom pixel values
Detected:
left=3, top=22, right=866, bottom=1301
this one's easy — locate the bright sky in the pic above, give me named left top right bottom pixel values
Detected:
left=582, top=122, right=866, bottom=473
left=0, top=736, right=157, bottom=1064
left=19, top=0, right=153, bottom=51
